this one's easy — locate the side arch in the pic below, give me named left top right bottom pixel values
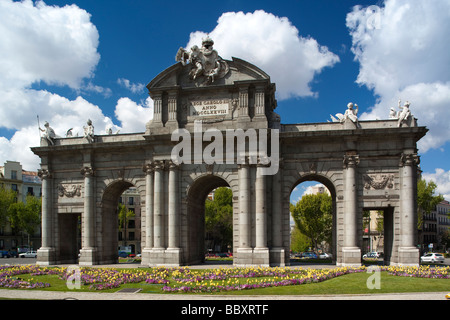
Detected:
left=182, top=170, right=238, bottom=265
left=98, top=179, right=140, bottom=264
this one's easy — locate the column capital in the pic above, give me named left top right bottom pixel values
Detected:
left=38, top=169, right=51, bottom=179
left=80, top=166, right=94, bottom=177
left=167, top=159, right=179, bottom=170
left=399, top=153, right=420, bottom=167
left=343, top=154, right=360, bottom=168
left=153, top=160, right=165, bottom=170
left=143, top=163, right=154, bottom=174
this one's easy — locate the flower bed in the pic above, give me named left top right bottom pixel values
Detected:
left=0, top=264, right=448, bottom=293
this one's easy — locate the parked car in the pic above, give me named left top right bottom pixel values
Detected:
left=19, top=251, right=37, bottom=258
left=363, top=252, right=380, bottom=260
left=302, top=252, right=318, bottom=259
left=420, top=253, right=445, bottom=264
left=319, top=253, right=332, bottom=259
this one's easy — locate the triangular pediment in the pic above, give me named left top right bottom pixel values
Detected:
left=147, top=57, right=271, bottom=93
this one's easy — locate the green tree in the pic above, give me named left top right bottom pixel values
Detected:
left=290, top=225, right=311, bottom=253
left=290, top=193, right=332, bottom=252
left=417, top=178, right=444, bottom=228
left=205, top=187, right=233, bottom=252
left=0, top=186, right=17, bottom=228
left=8, top=195, right=41, bottom=247
left=118, top=203, right=135, bottom=246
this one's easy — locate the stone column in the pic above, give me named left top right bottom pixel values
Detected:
left=238, top=86, right=251, bottom=121
left=255, top=164, right=267, bottom=249
left=341, top=154, right=361, bottom=266
left=153, top=160, right=164, bottom=249
left=398, top=153, right=420, bottom=266
left=151, top=93, right=163, bottom=127
left=236, top=161, right=252, bottom=265
left=254, top=86, right=265, bottom=116
left=36, top=169, right=55, bottom=265
left=142, top=164, right=154, bottom=264
left=168, top=91, right=178, bottom=120
left=270, top=165, right=285, bottom=266
left=79, top=166, right=96, bottom=265
left=167, top=161, right=179, bottom=249
left=254, top=162, right=269, bottom=265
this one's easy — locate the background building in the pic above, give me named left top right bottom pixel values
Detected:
left=0, top=161, right=42, bottom=252
left=118, top=187, right=141, bottom=255
left=419, top=200, right=450, bottom=253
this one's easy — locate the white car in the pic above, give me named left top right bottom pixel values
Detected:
left=420, top=253, right=445, bottom=264
left=362, top=252, right=380, bottom=259
left=319, top=253, right=332, bottom=259
left=19, top=251, right=37, bottom=258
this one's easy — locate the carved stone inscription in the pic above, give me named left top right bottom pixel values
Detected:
left=189, top=99, right=229, bottom=117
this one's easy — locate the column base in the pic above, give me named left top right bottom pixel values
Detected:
left=36, top=247, right=56, bottom=265
left=146, top=247, right=183, bottom=266
left=140, top=248, right=152, bottom=265
left=253, top=247, right=270, bottom=266
left=164, top=247, right=183, bottom=267
left=269, top=247, right=286, bottom=267
left=79, top=247, right=98, bottom=266
left=396, top=247, right=419, bottom=266
left=338, top=247, right=361, bottom=267
left=234, top=247, right=270, bottom=266
left=234, top=248, right=253, bottom=266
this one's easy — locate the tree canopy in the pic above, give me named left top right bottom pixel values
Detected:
left=205, top=187, right=233, bottom=252
left=290, top=192, right=332, bottom=252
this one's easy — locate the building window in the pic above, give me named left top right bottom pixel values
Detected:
left=11, top=170, right=17, bottom=180
left=27, top=187, right=34, bottom=196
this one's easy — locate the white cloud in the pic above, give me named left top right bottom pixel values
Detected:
left=0, top=0, right=117, bottom=171
left=114, top=97, right=154, bottom=133
left=347, top=0, right=450, bottom=152
left=422, top=169, right=450, bottom=200
left=0, top=0, right=100, bottom=89
left=0, top=90, right=118, bottom=170
left=117, top=78, right=145, bottom=94
left=184, top=10, right=340, bottom=100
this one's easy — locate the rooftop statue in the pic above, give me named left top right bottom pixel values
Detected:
left=83, top=119, right=94, bottom=143
left=330, top=102, right=359, bottom=127
left=342, top=102, right=359, bottom=123
left=396, top=100, right=412, bottom=127
left=176, top=36, right=229, bottom=84
left=39, top=121, right=56, bottom=145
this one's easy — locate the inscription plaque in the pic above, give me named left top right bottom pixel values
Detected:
left=189, top=99, right=229, bottom=117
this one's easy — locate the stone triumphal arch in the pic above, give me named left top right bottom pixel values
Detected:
left=32, top=38, right=427, bottom=267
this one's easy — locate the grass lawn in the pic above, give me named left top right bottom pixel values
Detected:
left=218, top=272, right=450, bottom=296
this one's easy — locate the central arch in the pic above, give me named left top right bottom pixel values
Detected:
left=289, top=174, right=338, bottom=264
left=185, top=174, right=232, bottom=265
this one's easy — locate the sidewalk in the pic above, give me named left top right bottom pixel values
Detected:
left=0, top=288, right=447, bottom=300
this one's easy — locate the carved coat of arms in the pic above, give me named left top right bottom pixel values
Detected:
left=176, top=36, right=229, bottom=84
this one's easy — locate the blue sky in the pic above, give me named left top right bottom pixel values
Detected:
left=1, top=0, right=449, bottom=201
